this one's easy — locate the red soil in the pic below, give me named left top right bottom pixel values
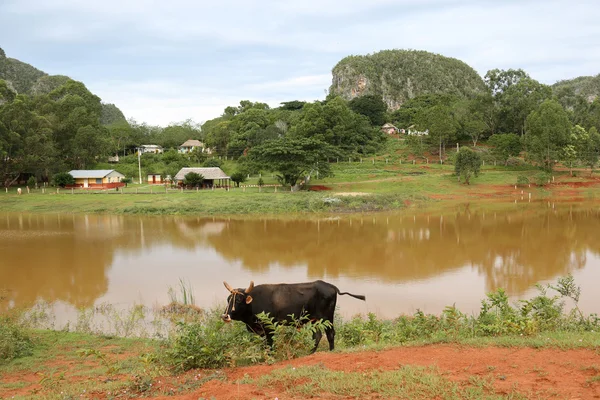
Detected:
left=138, top=345, right=600, bottom=400
left=308, top=185, right=332, bottom=191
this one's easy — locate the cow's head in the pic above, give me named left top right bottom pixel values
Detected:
left=221, top=281, right=254, bottom=323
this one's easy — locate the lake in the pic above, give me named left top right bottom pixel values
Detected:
left=1, top=201, right=599, bottom=326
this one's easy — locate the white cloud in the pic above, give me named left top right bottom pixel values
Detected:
left=2, top=0, right=600, bottom=125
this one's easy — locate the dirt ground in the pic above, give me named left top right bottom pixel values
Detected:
left=4, top=344, right=599, bottom=399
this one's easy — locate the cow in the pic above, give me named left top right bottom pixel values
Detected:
left=221, top=280, right=366, bottom=352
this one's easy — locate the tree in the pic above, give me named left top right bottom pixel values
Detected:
left=52, top=172, right=75, bottom=187
left=348, top=94, right=387, bottom=126
left=415, top=104, right=458, bottom=163
left=488, top=133, right=522, bottom=165
left=230, top=171, right=247, bottom=187
left=524, top=100, right=571, bottom=171
left=203, top=158, right=221, bottom=168
left=454, top=99, right=487, bottom=146
left=183, top=172, right=204, bottom=188
left=455, top=147, right=482, bottom=185
left=249, top=137, right=338, bottom=187
left=576, top=126, right=600, bottom=175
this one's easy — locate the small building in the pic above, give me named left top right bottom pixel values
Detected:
left=68, top=170, right=126, bottom=189
left=139, top=145, right=163, bottom=154
left=381, top=123, right=399, bottom=135
left=178, top=139, right=211, bottom=154
left=174, top=167, right=230, bottom=189
left=407, top=125, right=429, bottom=136
left=108, top=154, right=120, bottom=163
left=147, top=174, right=163, bottom=184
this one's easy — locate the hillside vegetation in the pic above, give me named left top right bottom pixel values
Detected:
left=329, top=49, right=486, bottom=110
left=0, top=46, right=125, bottom=124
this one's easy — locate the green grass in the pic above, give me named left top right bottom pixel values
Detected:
left=252, top=364, right=528, bottom=399
left=2, top=162, right=600, bottom=216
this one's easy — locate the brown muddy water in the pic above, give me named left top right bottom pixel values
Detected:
left=1, top=202, right=599, bottom=328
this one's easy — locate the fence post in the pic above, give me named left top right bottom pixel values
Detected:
left=57, top=188, right=59, bottom=194
left=71, top=188, right=74, bottom=195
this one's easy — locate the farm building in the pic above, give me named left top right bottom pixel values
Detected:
left=178, top=139, right=212, bottom=154
left=147, top=174, right=163, bottom=184
left=139, top=145, right=163, bottom=154
left=381, top=123, right=399, bottom=135
left=174, top=167, right=230, bottom=189
left=68, top=170, right=126, bottom=189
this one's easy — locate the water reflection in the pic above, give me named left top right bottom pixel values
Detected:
left=1, top=202, right=599, bottom=317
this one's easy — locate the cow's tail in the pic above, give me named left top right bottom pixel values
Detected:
left=335, top=286, right=366, bottom=301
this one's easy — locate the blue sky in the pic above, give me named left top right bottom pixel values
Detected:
left=1, top=0, right=599, bottom=126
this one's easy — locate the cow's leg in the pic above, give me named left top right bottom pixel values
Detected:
left=312, top=330, right=323, bottom=353
left=325, top=326, right=335, bottom=351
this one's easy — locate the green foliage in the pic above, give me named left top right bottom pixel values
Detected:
left=230, top=171, right=247, bottom=187
left=100, top=103, right=127, bottom=126
left=454, top=147, right=482, bottom=184
left=0, top=314, right=33, bottom=364
left=330, top=50, right=486, bottom=110
left=26, top=176, right=36, bottom=187
left=183, top=172, right=204, bottom=187
left=203, top=158, right=222, bottom=168
left=524, top=99, right=571, bottom=171
left=249, top=137, right=338, bottom=187
left=516, top=175, right=529, bottom=186
left=52, top=172, right=75, bottom=187
left=255, top=312, right=332, bottom=360
left=257, top=177, right=264, bottom=187
left=534, top=171, right=551, bottom=186
left=348, top=94, right=387, bottom=126
left=488, top=133, right=522, bottom=165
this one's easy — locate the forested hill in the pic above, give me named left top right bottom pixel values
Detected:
left=329, top=50, right=486, bottom=111
left=0, top=47, right=125, bottom=125
left=552, top=74, right=600, bottom=106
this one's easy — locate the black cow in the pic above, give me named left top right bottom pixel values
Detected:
left=221, top=280, right=366, bottom=352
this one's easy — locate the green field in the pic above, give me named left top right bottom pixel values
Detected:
left=1, top=161, right=599, bottom=216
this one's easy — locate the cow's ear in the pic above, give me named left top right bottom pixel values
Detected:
left=245, top=295, right=253, bottom=304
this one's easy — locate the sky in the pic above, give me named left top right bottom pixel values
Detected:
left=1, top=0, right=599, bottom=127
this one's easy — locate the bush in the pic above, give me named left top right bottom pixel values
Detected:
left=27, top=176, right=36, bottom=188
left=183, top=172, right=204, bottom=188
left=516, top=175, right=529, bottom=186
left=506, top=157, right=526, bottom=167
left=203, top=158, right=222, bottom=168
left=165, top=310, right=267, bottom=371
left=0, top=315, right=33, bottom=364
left=52, top=172, right=75, bottom=187
left=230, top=171, right=247, bottom=187
left=454, top=147, right=482, bottom=185
left=257, top=177, right=264, bottom=187
left=534, top=171, right=551, bottom=186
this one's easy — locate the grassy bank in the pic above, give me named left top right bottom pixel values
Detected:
left=2, top=276, right=600, bottom=398
left=1, top=162, right=599, bottom=216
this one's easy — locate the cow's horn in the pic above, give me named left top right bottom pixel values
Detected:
left=245, top=281, right=254, bottom=293
left=223, top=281, right=233, bottom=293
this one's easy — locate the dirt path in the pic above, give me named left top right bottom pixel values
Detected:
left=142, top=345, right=600, bottom=400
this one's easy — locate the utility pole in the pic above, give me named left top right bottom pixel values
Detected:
left=137, top=147, right=142, bottom=184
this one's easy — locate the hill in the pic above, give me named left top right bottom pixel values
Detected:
left=552, top=74, right=600, bottom=103
left=0, top=47, right=125, bottom=125
left=329, top=49, right=486, bottom=111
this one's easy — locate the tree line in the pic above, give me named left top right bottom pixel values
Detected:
left=2, top=67, right=600, bottom=189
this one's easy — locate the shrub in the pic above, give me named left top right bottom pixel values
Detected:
left=454, top=147, right=482, bottom=185
left=506, top=157, right=526, bottom=167
left=0, top=315, right=33, bottom=364
left=165, top=310, right=266, bottom=371
left=534, top=171, right=551, bottom=186
left=203, top=158, right=222, bottom=168
left=52, top=172, right=75, bottom=187
left=183, top=172, right=204, bottom=188
left=516, top=175, right=529, bottom=186
left=26, top=176, right=36, bottom=188
left=257, top=177, right=264, bottom=187
left=230, top=171, right=247, bottom=187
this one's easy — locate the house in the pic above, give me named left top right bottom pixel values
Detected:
left=174, top=167, right=230, bottom=189
left=178, top=139, right=211, bottom=154
left=68, top=170, right=126, bottom=189
left=407, top=125, right=429, bottom=136
left=139, top=145, right=163, bottom=154
left=381, top=123, right=399, bottom=135
left=147, top=174, right=163, bottom=184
